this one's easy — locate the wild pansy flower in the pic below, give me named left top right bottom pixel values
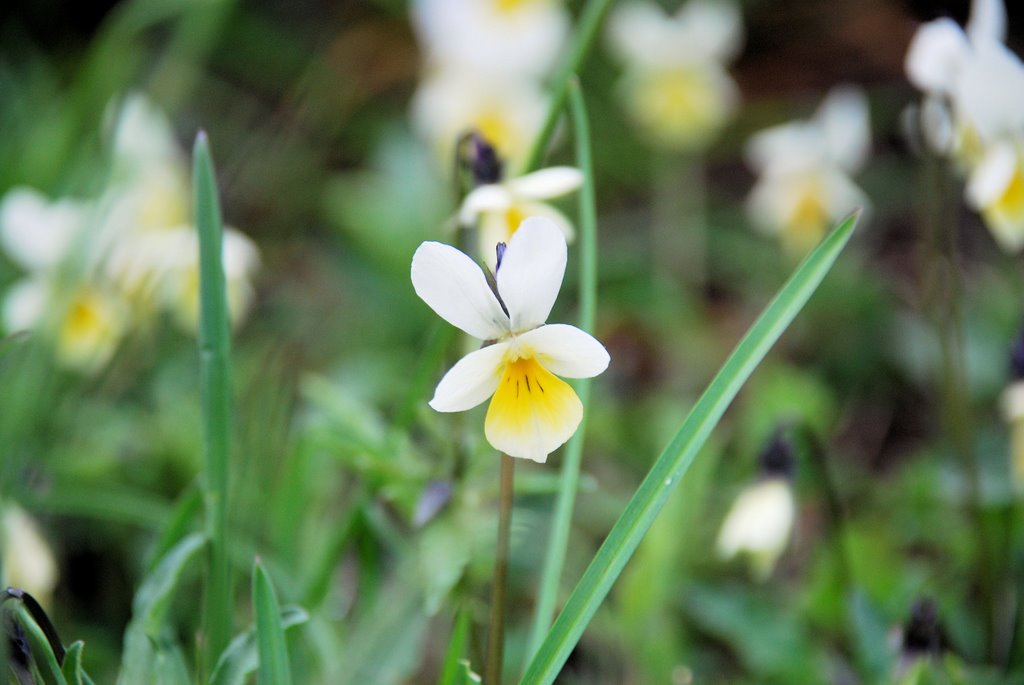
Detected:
left=2, top=504, right=59, bottom=608
left=716, top=432, right=796, bottom=580
left=459, top=166, right=583, bottom=268
left=745, top=85, right=870, bottom=255
left=905, top=0, right=1024, bottom=251
left=411, top=0, right=569, bottom=80
left=0, top=187, right=128, bottom=372
left=606, top=0, right=742, bottom=150
left=904, top=0, right=1005, bottom=163
left=411, top=217, right=609, bottom=462
left=101, top=94, right=260, bottom=330
left=411, top=68, right=547, bottom=172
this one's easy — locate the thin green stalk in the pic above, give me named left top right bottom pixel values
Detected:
left=194, top=132, right=234, bottom=672
left=519, top=0, right=617, bottom=175
left=519, top=214, right=858, bottom=685
left=485, top=455, right=516, bottom=685
left=653, top=153, right=705, bottom=288
left=526, top=80, right=598, bottom=660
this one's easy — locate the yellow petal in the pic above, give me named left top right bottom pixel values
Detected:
left=484, top=355, right=582, bottom=462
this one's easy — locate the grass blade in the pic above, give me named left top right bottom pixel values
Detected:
left=194, top=131, right=235, bottom=670
left=208, top=607, right=308, bottom=685
left=519, top=213, right=860, bottom=685
left=253, top=560, right=293, bottom=685
left=438, top=609, right=471, bottom=685
left=14, top=605, right=67, bottom=685
left=526, top=79, right=599, bottom=658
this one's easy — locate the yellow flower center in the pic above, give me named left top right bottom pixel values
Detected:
left=993, top=164, right=1024, bottom=220
left=503, top=206, right=527, bottom=241
left=485, top=354, right=582, bottom=461
left=629, top=66, right=724, bottom=148
left=57, top=287, right=122, bottom=370
left=493, top=0, right=536, bottom=13
left=475, top=109, right=515, bottom=160
left=782, top=184, right=829, bottom=254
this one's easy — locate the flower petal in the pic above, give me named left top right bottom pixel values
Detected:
left=412, top=240, right=510, bottom=340
left=506, top=167, right=583, bottom=199
left=517, top=324, right=609, bottom=379
left=2, top=278, right=48, bottom=332
left=484, top=356, right=583, bottom=463
left=966, top=141, right=1016, bottom=208
left=459, top=184, right=512, bottom=225
left=905, top=18, right=969, bottom=94
left=966, top=0, right=1006, bottom=45
left=816, top=85, right=870, bottom=173
left=677, top=0, right=743, bottom=63
left=430, top=341, right=509, bottom=412
left=496, top=216, right=566, bottom=332
left=0, top=188, right=82, bottom=270
left=955, top=40, right=1024, bottom=142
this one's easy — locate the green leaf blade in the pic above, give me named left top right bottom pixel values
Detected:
left=253, top=561, right=293, bottom=685
left=519, top=213, right=859, bottom=685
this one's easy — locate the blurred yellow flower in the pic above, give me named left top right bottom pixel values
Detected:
left=606, top=0, right=742, bottom=151
left=745, top=86, right=871, bottom=255
left=459, top=166, right=582, bottom=267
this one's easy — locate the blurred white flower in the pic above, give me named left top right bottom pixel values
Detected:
left=2, top=504, right=59, bottom=608
left=0, top=188, right=127, bottom=372
left=716, top=477, right=795, bottom=580
left=411, top=0, right=569, bottom=80
left=965, top=140, right=1024, bottom=252
left=745, top=86, right=870, bottom=254
left=606, top=0, right=742, bottom=150
left=1002, top=379, right=1024, bottom=493
left=101, top=94, right=261, bottom=330
left=411, top=69, right=547, bottom=172
left=459, top=166, right=582, bottom=267
left=904, top=0, right=1014, bottom=161
left=411, top=217, right=609, bottom=462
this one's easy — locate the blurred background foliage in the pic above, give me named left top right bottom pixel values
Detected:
left=3, top=0, right=1024, bottom=683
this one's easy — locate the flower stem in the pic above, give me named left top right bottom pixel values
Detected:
left=519, top=0, right=617, bottom=175
left=486, top=454, right=515, bottom=685
left=526, top=80, right=598, bottom=661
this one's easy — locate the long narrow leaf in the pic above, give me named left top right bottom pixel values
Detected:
left=253, top=561, right=293, bottom=685
left=438, top=610, right=471, bottom=685
left=519, top=213, right=859, bottom=684
left=208, top=607, right=308, bottom=685
left=194, top=131, right=235, bottom=669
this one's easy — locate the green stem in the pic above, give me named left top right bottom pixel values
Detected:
left=194, top=132, right=234, bottom=672
left=526, top=80, right=598, bottom=660
left=653, top=154, right=706, bottom=288
left=518, top=0, right=618, bottom=175
left=485, top=455, right=516, bottom=685
left=920, top=152, right=997, bottom=660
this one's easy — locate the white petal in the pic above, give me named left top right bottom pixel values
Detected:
left=506, top=167, right=583, bottom=199
left=966, top=0, right=1006, bottom=45
left=606, top=1, right=670, bottom=67
left=411, top=240, right=509, bottom=340
left=905, top=18, right=970, bottom=94
left=223, top=228, right=260, bottom=278
left=429, top=341, right=509, bottom=412
left=2, top=278, right=48, bottom=332
left=517, top=324, right=609, bottom=379
left=716, top=478, right=795, bottom=579
left=459, top=185, right=512, bottom=225
left=955, top=40, right=1024, bottom=142
left=966, top=141, right=1016, bottom=208
left=677, top=0, right=743, bottom=63
left=817, top=85, right=871, bottom=173
left=0, top=188, right=83, bottom=270
left=920, top=96, right=955, bottom=153
left=496, top=217, right=566, bottom=332
left=744, top=121, right=823, bottom=174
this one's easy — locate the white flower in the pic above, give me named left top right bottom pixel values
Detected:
left=0, top=187, right=86, bottom=272
left=966, top=139, right=1024, bottom=251
left=411, top=68, right=547, bottom=171
left=459, top=167, right=582, bottom=267
left=745, top=86, right=870, bottom=254
left=716, top=477, right=795, bottom=580
left=904, top=0, right=1015, bottom=158
left=411, top=0, right=569, bottom=80
left=606, top=0, right=743, bottom=150
left=411, top=217, right=609, bottom=462
left=3, top=504, right=59, bottom=607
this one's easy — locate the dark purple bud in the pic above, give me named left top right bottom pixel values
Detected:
left=902, top=597, right=946, bottom=656
left=495, top=242, right=507, bottom=272
left=469, top=132, right=503, bottom=186
left=758, top=429, right=794, bottom=478
left=1010, top=326, right=1024, bottom=380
